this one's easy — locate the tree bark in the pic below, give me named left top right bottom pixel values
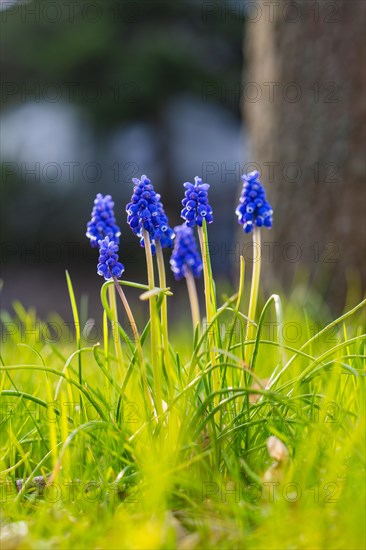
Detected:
left=242, top=0, right=366, bottom=310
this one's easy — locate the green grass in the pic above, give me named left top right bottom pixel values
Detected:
left=1, top=270, right=365, bottom=549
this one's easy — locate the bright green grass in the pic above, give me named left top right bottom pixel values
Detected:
left=1, top=274, right=365, bottom=549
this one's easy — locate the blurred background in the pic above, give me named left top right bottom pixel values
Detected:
left=1, top=0, right=365, bottom=324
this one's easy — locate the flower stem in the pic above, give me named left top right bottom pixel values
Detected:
left=143, top=230, right=163, bottom=417
left=185, top=268, right=201, bottom=332
left=112, top=276, right=151, bottom=412
left=245, top=226, right=261, bottom=366
left=103, top=309, right=109, bottom=368
left=226, top=255, right=245, bottom=388
left=197, top=222, right=218, bottom=402
left=156, top=242, right=172, bottom=390
left=107, top=284, right=124, bottom=372
left=197, top=221, right=220, bottom=466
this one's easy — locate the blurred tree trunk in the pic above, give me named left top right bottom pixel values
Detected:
left=242, top=0, right=366, bottom=310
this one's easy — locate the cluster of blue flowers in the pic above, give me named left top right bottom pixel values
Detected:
left=97, top=237, right=124, bottom=280
left=170, top=225, right=203, bottom=280
left=181, top=177, right=213, bottom=228
left=86, top=194, right=121, bottom=247
left=126, top=175, right=175, bottom=253
left=86, top=194, right=124, bottom=280
left=236, top=171, right=273, bottom=233
left=87, top=171, right=273, bottom=281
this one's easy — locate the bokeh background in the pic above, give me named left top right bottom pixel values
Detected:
left=1, top=0, right=365, bottom=324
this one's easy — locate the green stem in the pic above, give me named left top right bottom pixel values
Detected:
left=108, top=284, right=124, bottom=372
left=143, top=230, right=163, bottom=417
left=197, top=221, right=220, bottom=466
left=226, top=255, right=245, bottom=390
left=112, top=276, right=151, bottom=414
left=185, top=268, right=201, bottom=332
left=156, top=242, right=172, bottom=389
left=103, top=310, right=109, bottom=369
left=197, top=223, right=218, bottom=401
left=245, top=226, right=261, bottom=367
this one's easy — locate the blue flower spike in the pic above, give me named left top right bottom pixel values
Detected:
left=86, top=193, right=121, bottom=247
left=126, top=175, right=174, bottom=253
left=126, top=175, right=157, bottom=239
left=170, top=225, right=203, bottom=281
left=97, top=237, right=125, bottom=280
left=236, top=171, right=273, bottom=234
left=181, top=176, right=213, bottom=228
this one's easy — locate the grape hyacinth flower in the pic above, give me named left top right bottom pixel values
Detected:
left=170, top=225, right=202, bottom=281
left=86, top=193, right=121, bottom=247
left=235, top=170, right=273, bottom=233
left=86, top=193, right=124, bottom=366
left=126, top=175, right=157, bottom=241
left=126, top=174, right=173, bottom=415
left=170, top=225, right=202, bottom=330
left=181, top=176, right=213, bottom=228
left=97, top=237, right=124, bottom=280
left=236, top=171, right=273, bottom=370
left=126, top=175, right=174, bottom=253
left=180, top=176, right=217, bottom=384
